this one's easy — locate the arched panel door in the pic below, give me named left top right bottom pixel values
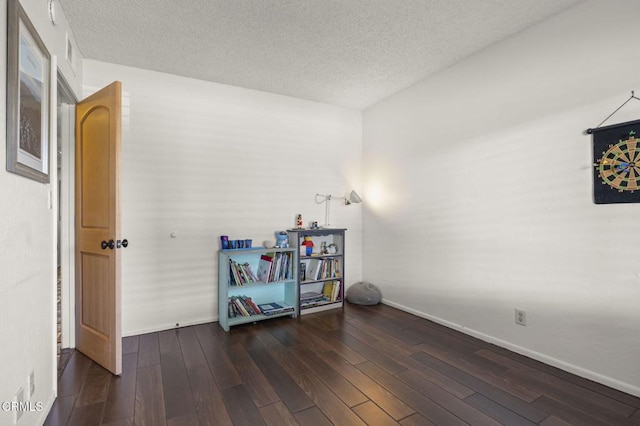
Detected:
left=75, top=81, right=122, bottom=375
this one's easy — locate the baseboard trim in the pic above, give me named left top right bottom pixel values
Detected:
left=381, top=299, right=640, bottom=399
left=123, top=316, right=218, bottom=337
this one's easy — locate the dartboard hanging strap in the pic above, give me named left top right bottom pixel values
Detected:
left=586, top=91, right=640, bottom=134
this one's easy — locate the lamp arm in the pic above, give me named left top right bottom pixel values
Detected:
left=325, top=197, right=331, bottom=227
left=315, top=194, right=336, bottom=226
left=315, top=193, right=331, bottom=204
left=315, top=191, right=360, bottom=226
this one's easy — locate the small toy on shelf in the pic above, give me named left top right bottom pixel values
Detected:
left=275, top=231, right=289, bottom=248
left=301, top=235, right=314, bottom=256
left=320, top=241, right=328, bottom=254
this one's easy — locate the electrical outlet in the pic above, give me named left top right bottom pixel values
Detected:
left=27, top=371, right=35, bottom=400
left=515, top=309, right=527, bottom=326
left=14, top=387, right=24, bottom=424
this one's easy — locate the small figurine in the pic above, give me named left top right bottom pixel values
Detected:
left=301, top=235, right=314, bottom=256
left=321, top=241, right=328, bottom=254
left=275, top=231, right=289, bottom=248
left=296, top=214, right=303, bottom=229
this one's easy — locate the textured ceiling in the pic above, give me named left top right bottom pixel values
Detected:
left=57, top=0, right=582, bottom=109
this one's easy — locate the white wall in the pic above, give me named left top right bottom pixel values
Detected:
left=363, top=0, right=640, bottom=396
left=0, top=0, right=82, bottom=425
left=83, top=60, right=363, bottom=336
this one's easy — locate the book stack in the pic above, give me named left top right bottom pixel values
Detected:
left=300, top=290, right=326, bottom=308
left=299, top=281, right=341, bottom=308
left=256, top=302, right=295, bottom=316
left=228, top=295, right=261, bottom=318
left=256, top=251, right=293, bottom=283
left=322, top=281, right=341, bottom=302
left=305, top=258, right=341, bottom=281
left=228, top=260, right=259, bottom=286
left=228, top=296, right=295, bottom=318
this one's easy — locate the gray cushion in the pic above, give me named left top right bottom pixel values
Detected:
left=346, top=281, right=381, bottom=305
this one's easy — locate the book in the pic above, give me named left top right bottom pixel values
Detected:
left=242, top=295, right=261, bottom=315
left=256, top=254, right=273, bottom=282
left=239, top=297, right=255, bottom=315
left=307, top=259, right=321, bottom=281
left=229, top=260, right=244, bottom=286
left=238, top=263, right=251, bottom=284
left=280, top=252, right=291, bottom=280
left=271, top=252, right=282, bottom=282
left=299, top=263, right=306, bottom=281
left=241, top=262, right=259, bottom=282
left=323, top=281, right=335, bottom=299
left=231, top=297, right=249, bottom=316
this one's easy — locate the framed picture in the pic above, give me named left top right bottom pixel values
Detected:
left=6, top=0, right=51, bottom=183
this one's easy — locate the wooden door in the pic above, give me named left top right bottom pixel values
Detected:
left=75, top=81, right=122, bottom=375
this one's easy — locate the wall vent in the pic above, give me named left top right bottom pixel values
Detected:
left=65, top=33, right=73, bottom=65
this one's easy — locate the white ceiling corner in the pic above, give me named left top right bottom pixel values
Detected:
left=58, top=0, right=583, bottom=109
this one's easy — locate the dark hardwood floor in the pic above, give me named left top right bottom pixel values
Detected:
left=45, top=303, right=640, bottom=425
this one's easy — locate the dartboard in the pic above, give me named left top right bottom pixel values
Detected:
left=595, top=131, right=640, bottom=192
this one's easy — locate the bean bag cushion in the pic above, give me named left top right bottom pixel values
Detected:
left=346, top=281, right=381, bottom=305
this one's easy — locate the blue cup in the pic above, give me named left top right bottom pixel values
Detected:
left=237, top=240, right=245, bottom=249
left=244, top=239, right=252, bottom=248
left=229, top=240, right=237, bottom=249
left=221, top=235, right=229, bottom=249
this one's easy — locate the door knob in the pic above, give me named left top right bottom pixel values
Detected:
left=101, top=240, right=115, bottom=250
left=117, top=239, right=129, bottom=249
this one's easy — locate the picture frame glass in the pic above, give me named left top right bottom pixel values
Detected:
left=18, top=20, right=49, bottom=174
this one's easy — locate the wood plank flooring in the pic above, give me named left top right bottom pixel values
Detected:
left=44, top=303, right=640, bottom=425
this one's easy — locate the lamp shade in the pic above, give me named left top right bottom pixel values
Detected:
left=345, top=190, right=362, bottom=205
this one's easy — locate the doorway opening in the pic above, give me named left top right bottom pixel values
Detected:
left=56, top=72, right=77, bottom=374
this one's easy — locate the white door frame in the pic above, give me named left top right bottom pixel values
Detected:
left=57, top=71, right=77, bottom=350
